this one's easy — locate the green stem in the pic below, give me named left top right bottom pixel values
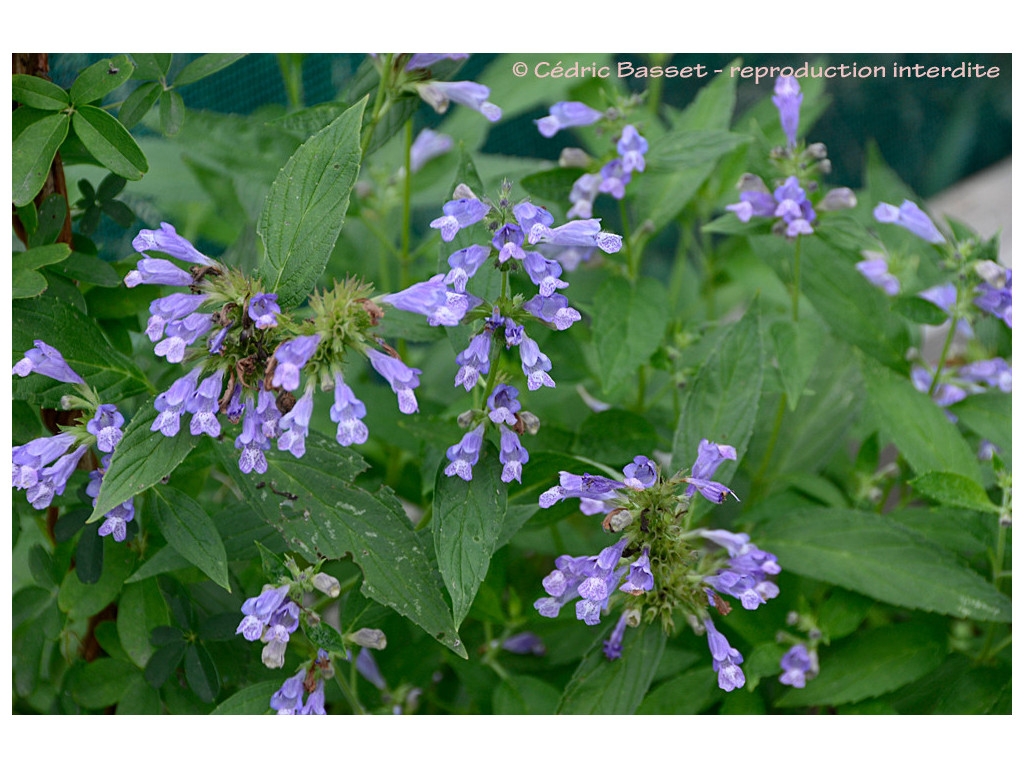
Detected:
left=791, top=236, right=802, bottom=322
left=400, top=119, right=413, bottom=289
left=928, top=296, right=960, bottom=397
left=332, top=661, right=366, bottom=714
left=635, top=365, right=647, bottom=411
left=620, top=198, right=636, bottom=280
left=749, top=393, right=788, bottom=501
left=360, top=53, right=393, bottom=158
left=276, top=54, right=305, bottom=110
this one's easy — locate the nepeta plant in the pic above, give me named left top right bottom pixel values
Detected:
left=12, top=52, right=1010, bottom=717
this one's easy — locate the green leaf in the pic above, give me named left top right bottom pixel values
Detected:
left=637, top=666, right=722, bottom=714
left=125, top=547, right=193, bottom=584
left=184, top=644, right=220, bottom=703
left=89, top=397, right=202, bottom=521
left=777, top=623, right=947, bottom=707
left=448, top=141, right=485, bottom=199
left=14, top=243, right=70, bottom=270
left=433, top=446, right=508, bottom=628
left=269, top=102, right=348, bottom=139
left=27, top=193, right=67, bottom=248
left=144, top=639, right=186, bottom=689
left=672, top=300, right=763, bottom=482
left=949, top=392, right=1011, bottom=461
left=130, top=53, right=173, bottom=80
left=117, top=579, right=171, bottom=668
left=116, top=675, right=163, bottom=714
left=68, top=658, right=139, bottom=709
left=894, top=296, right=950, bottom=326
left=911, top=472, right=1001, bottom=514
left=644, top=129, right=750, bottom=170
left=69, top=55, right=134, bottom=104
left=519, top=167, right=579, bottom=205
left=302, top=616, right=348, bottom=655
left=119, top=81, right=162, bottom=130
left=862, top=357, right=982, bottom=484
left=159, top=89, right=185, bottom=136
left=493, top=675, right=562, bottom=715
left=255, top=98, right=365, bottom=308
left=13, top=74, right=69, bottom=110
left=591, top=276, right=669, bottom=395
left=149, top=486, right=231, bottom=592
left=893, top=654, right=1010, bottom=714
left=557, top=622, right=666, bottom=714
left=12, top=268, right=47, bottom=299
left=72, top=105, right=148, bottom=180
left=769, top=315, right=825, bottom=410
left=211, top=681, right=280, bottom=714
left=757, top=507, right=1011, bottom=622
left=57, top=536, right=136, bottom=620
left=12, top=111, right=69, bottom=206
left=173, top=53, right=247, bottom=87
left=218, top=433, right=466, bottom=657
left=49, top=252, right=121, bottom=287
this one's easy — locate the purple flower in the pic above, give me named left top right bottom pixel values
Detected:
left=98, top=499, right=135, bottom=542
left=528, top=219, right=622, bottom=254
left=502, top=632, right=545, bottom=656
left=617, top=125, right=648, bottom=173
left=12, top=340, right=84, bottom=384
left=257, top=389, right=283, bottom=439
left=249, top=293, right=281, bottom=329
left=704, top=617, right=745, bottom=692
left=684, top=439, right=738, bottom=503
left=873, top=200, right=945, bottom=244
left=598, top=159, right=632, bottom=200
left=519, top=334, right=555, bottom=391
left=405, top=53, right=468, bottom=71
left=330, top=372, right=369, bottom=446
left=445, top=244, right=491, bottom=292
left=538, top=471, right=625, bottom=508
left=278, top=388, right=314, bottom=458
left=417, top=80, right=501, bottom=122
left=86, top=404, right=125, bottom=454
left=522, top=293, right=581, bottom=331
left=513, top=202, right=554, bottom=233
left=567, top=173, right=601, bottom=220
left=12, top=432, right=77, bottom=490
left=270, top=670, right=306, bottom=715
left=702, top=529, right=781, bottom=609
left=261, top=600, right=301, bottom=669
left=856, top=259, right=901, bottom=296
left=133, top=222, right=216, bottom=266
left=535, top=101, right=603, bottom=138
left=273, top=334, right=320, bottom=392
left=353, top=648, right=387, bottom=691
left=779, top=644, right=815, bottom=688
left=920, top=283, right=957, bottom=315
left=503, top=318, right=524, bottom=348
left=124, top=258, right=193, bottom=288
left=224, top=384, right=244, bottom=423
left=603, top=612, right=630, bottom=660
left=623, top=455, right=657, bottom=489
left=574, top=540, right=629, bottom=625
left=410, top=128, right=454, bottom=172
left=154, top=313, right=213, bottom=364
left=145, top=293, right=207, bottom=342
left=619, top=548, right=654, bottom=594
left=773, top=176, right=816, bottom=237
left=453, top=332, right=492, bottom=391
left=492, top=224, right=527, bottom=264
left=382, top=274, right=482, bottom=326
left=725, top=175, right=778, bottom=223
left=186, top=369, right=225, bottom=438
left=366, top=348, right=421, bottom=414
left=235, top=395, right=270, bottom=474
left=237, top=585, right=290, bottom=641
left=207, top=322, right=233, bottom=355
left=498, top=425, right=529, bottom=484
left=911, top=364, right=966, bottom=410
left=487, top=383, right=521, bottom=426
left=975, top=269, right=1012, bottom=328
left=444, top=424, right=485, bottom=481
left=521, top=251, right=569, bottom=297
left=958, top=358, right=1012, bottom=392
left=299, top=679, right=326, bottom=715
left=152, top=367, right=202, bottom=437
left=772, top=76, right=802, bottom=148
left=430, top=198, right=491, bottom=242
left=25, top=445, right=87, bottom=510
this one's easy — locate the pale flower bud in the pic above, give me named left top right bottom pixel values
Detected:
left=348, top=628, right=387, bottom=650
left=312, top=572, right=341, bottom=597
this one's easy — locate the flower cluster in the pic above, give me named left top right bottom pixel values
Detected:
left=12, top=341, right=132, bottom=540
left=236, top=584, right=302, bottom=669
left=533, top=440, right=780, bottom=688
left=270, top=649, right=333, bottom=715
left=383, top=185, right=622, bottom=485
left=725, top=77, right=856, bottom=238
left=911, top=357, right=1012, bottom=420
left=392, top=53, right=502, bottom=123
left=127, top=223, right=424, bottom=476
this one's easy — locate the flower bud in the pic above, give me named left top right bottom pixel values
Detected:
left=558, top=147, right=591, bottom=168
left=60, top=395, right=75, bottom=410
left=786, top=611, right=800, bottom=626
left=818, top=187, right=857, bottom=211
left=452, top=183, right=478, bottom=201
left=312, top=572, right=341, bottom=597
left=519, top=411, right=540, bottom=435
left=623, top=607, right=642, bottom=628
left=737, top=173, right=770, bottom=195
left=816, top=159, right=832, bottom=175
left=347, top=627, right=387, bottom=650
left=974, top=259, right=1007, bottom=287
left=606, top=509, right=633, bottom=533
left=806, top=142, right=828, bottom=160
left=457, top=409, right=477, bottom=429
